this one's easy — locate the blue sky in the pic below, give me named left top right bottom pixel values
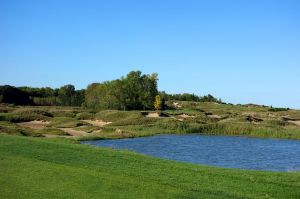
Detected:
left=0, top=0, right=299, bottom=108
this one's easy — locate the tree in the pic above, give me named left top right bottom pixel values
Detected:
left=58, top=84, right=75, bottom=106
left=199, top=94, right=221, bottom=103
left=161, top=97, right=166, bottom=110
left=154, top=95, right=161, bottom=111
left=0, top=85, right=33, bottom=105
left=85, top=71, right=159, bottom=110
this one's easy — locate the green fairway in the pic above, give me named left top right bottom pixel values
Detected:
left=0, top=135, right=299, bottom=199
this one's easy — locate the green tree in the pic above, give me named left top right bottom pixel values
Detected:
left=85, top=71, right=159, bottom=110
left=0, top=85, right=33, bottom=105
left=154, top=95, right=161, bottom=111
left=58, top=85, right=75, bottom=106
left=161, top=97, right=166, bottom=110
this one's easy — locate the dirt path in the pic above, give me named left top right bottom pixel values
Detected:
left=18, top=120, right=50, bottom=129
left=82, top=120, right=111, bottom=127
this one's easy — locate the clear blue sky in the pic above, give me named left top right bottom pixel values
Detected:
left=0, top=0, right=299, bottom=108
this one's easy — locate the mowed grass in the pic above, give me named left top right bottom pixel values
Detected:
left=0, top=135, right=300, bottom=199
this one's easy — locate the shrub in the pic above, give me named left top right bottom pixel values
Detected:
left=49, top=110, right=77, bottom=118
left=269, top=108, right=289, bottom=112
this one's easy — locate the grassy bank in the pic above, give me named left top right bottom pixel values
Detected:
left=1, top=103, right=300, bottom=140
left=0, top=135, right=299, bottom=198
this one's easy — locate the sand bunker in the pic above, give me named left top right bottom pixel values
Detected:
left=82, top=120, right=111, bottom=127
left=18, top=120, right=105, bottom=138
left=145, top=112, right=169, bottom=118
left=146, top=113, right=160, bottom=118
left=18, top=120, right=50, bottom=129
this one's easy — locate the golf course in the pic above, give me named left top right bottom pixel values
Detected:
left=1, top=101, right=300, bottom=198
left=1, top=0, right=300, bottom=197
left=1, top=134, right=300, bottom=199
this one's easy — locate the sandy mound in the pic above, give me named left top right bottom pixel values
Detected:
left=18, top=120, right=50, bottom=129
left=82, top=120, right=111, bottom=127
left=289, top=120, right=300, bottom=126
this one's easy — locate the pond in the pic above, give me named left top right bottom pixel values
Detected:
left=82, top=134, right=300, bottom=172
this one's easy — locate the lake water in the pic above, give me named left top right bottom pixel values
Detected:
left=82, top=134, right=300, bottom=172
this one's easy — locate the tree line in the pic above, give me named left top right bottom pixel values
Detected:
left=0, top=85, right=85, bottom=106
left=0, top=71, right=222, bottom=109
left=159, top=92, right=222, bottom=103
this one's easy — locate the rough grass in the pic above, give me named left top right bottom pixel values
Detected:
left=0, top=109, right=52, bottom=122
left=35, top=128, right=69, bottom=136
left=1, top=104, right=300, bottom=140
left=103, top=116, right=300, bottom=140
left=49, top=110, right=77, bottom=118
left=95, top=110, right=142, bottom=122
left=49, top=117, right=89, bottom=128
left=0, top=105, right=16, bottom=113
left=0, top=135, right=300, bottom=199
left=0, top=121, right=42, bottom=137
left=73, top=125, right=100, bottom=133
left=75, top=112, right=95, bottom=120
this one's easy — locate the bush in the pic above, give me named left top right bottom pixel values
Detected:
left=49, top=110, right=77, bottom=118
left=269, top=108, right=289, bottom=112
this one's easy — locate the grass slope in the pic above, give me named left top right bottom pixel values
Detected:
left=1, top=135, right=300, bottom=199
